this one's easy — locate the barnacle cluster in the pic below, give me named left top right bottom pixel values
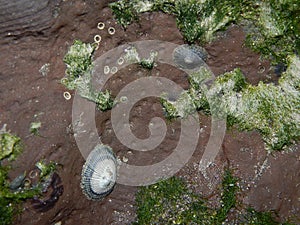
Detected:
left=61, top=40, right=114, bottom=111
left=61, top=21, right=120, bottom=110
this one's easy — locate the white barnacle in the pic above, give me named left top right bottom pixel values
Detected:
left=63, top=91, right=71, bottom=100
left=94, top=35, right=101, bottom=43
left=120, top=96, right=128, bottom=102
left=117, top=57, right=124, bottom=65
left=108, top=27, right=115, bottom=35
left=97, top=22, right=105, bottom=30
left=104, top=65, right=110, bottom=74
left=111, top=66, right=118, bottom=74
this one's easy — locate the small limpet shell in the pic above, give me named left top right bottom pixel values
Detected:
left=9, top=173, right=26, bottom=190
left=173, top=44, right=208, bottom=70
left=81, top=144, right=117, bottom=201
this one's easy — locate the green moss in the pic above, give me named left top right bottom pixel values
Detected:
left=62, top=40, right=96, bottom=90
left=242, top=208, right=282, bottom=225
left=134, top=177, right=213, bottom=224
left=161, top=56, right=300, bottom=150
left=0, top=132, right=22, bottom=161
left=0, top=131, right=40, bottom=225
left=213, top=169, right=238, bottom=223
left=110, top=0, right=300, bottom=63
left=62, top=40, right=114, bottom=111
left=134, top=170, right=295, bottom=224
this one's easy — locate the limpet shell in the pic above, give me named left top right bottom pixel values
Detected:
left=9, top=173, right=26, bottom=190
left=173, top=44, right=208, bottom=70
left=81, top=144, right=117, bottom=200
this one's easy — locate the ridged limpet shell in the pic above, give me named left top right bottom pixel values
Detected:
left=81, top=144, right=117, bottom=200
left=173, top=44, right=208, bottom=70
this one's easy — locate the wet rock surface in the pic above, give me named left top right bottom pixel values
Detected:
left=0, top=0, right=299, bottom=224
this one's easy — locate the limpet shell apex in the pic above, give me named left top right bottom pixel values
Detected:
left=81, top=144, right=117, bottom=201
left=173, top=44, right=208, bottom=70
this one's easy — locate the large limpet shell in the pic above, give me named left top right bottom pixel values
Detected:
left=172, top=44, right=208, bottom=70
left=81, top=144, right=117, bottom=200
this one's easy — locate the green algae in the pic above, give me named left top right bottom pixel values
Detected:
left=29, top=121, right=42, bottom=136
left=134, top=170, right=293, bottom=224
left=134, top=176, right=214, bottom=224
left=62, top=40, right=96, bottom=90
left=35, top=160, right=57, bottom=181
left=244, top=0, right=300, bottom=64
left=62, top=40, right=114, bottom=111
left=139, top=51, right=158, bottom=70
left=0, top=130, right=22, bottom=161
left=213, top=56, right=299, bottom=150
left=0, top=130, right=40, bottom=225
left=110, top=0, right=300, bottom=63
left=161, top=56, right=299, bottom=150
left=161, top=67, right=211, bottom=119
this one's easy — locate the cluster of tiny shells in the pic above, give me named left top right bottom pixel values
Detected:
left=93, top=22, right=116, bottom=48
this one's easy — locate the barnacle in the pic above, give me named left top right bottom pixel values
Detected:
left=108, top=27, right=116, bottom=35
left=97, top=22, right=105, bottom=30
left=63, top=91, right=71, bottom=100
left=94, top=34, right=101, bottom=43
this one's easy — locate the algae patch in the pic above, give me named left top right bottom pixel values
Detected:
left=134, top=170, right=292, bottom=224
left=162, top=56, right=299, bottom=150
left=61, top=40, right=114, bottom=111
left=110, top=0, right=300, bottom=64
left=0, top=129, right=39, bottom=225
left=0, top=126, right=22, bottom=161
